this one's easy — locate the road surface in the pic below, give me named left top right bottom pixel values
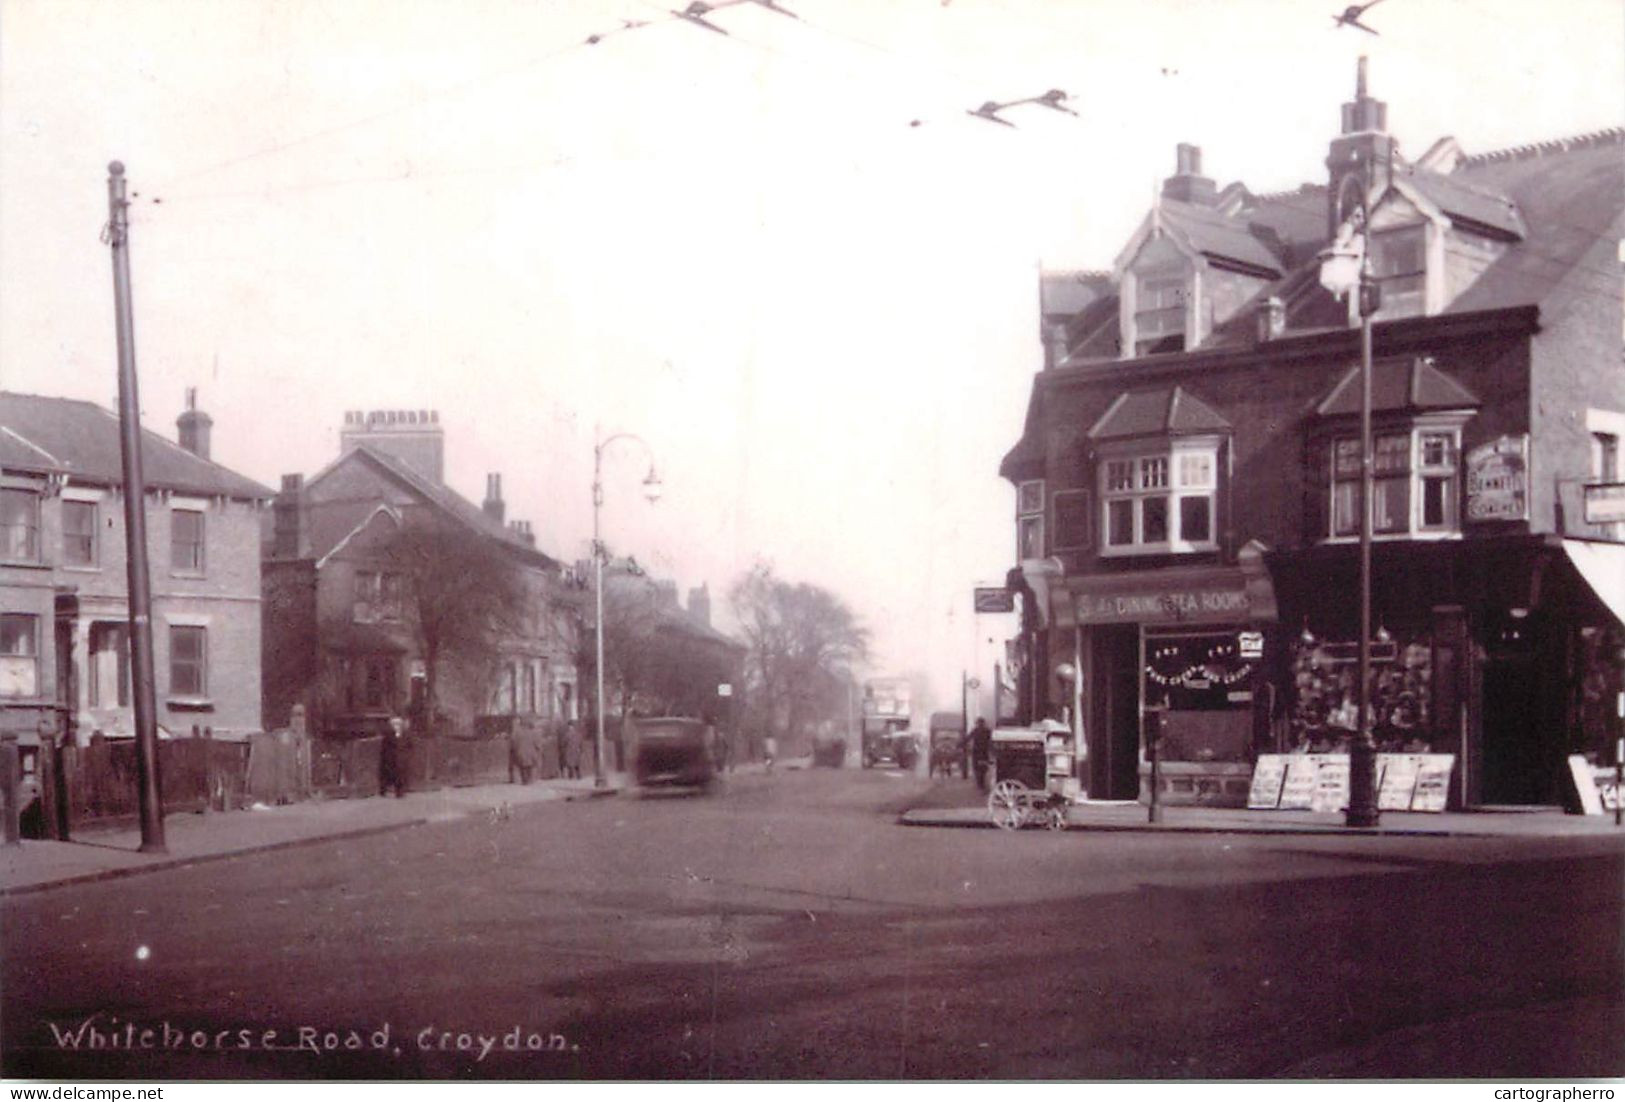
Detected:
left=4, top=764, right=1621, bottom=1079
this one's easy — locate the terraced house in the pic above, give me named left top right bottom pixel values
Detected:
left=0, top=390, right=272, bottom=772
left=1002, top=63, right=1625, bottom=809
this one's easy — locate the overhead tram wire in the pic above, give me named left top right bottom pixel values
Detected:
left=140, top=26, right=621, bottom=200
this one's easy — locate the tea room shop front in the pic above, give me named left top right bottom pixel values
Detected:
left=1038, top=547, right=1280, bottom=806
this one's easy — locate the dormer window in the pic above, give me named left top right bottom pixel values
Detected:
left=1135, top=274, right=1187, bottom=355
left=1371, top=225, right=1426, bottom=319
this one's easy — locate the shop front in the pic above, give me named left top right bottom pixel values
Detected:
left=1050, top=543, right=1279, bottom=805
left=1265, top=534, right=1625, bottom=809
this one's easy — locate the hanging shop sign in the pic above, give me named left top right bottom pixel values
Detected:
left=1465, top=434, right=1529, bottom=522
left=973, top=587, right=1015, bottom=614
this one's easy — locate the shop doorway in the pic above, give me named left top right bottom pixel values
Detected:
left=1089, top=626, right=1141, bottom=800
left=1480, top=649, right=1544, bottom=805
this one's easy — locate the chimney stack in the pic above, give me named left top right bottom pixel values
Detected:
left=177, top=387, right=213, bottom=460
left=273, top=473, right=304, bottom=558
left=687, top=583, right=712, bottom=628
left=1326, top=55, right=1396, bottom=235
left=482, top=473, right=506, bottom=526
left=1161, top=142, right=1217, bottom=206
left=1254, top=296, right=1286, bottom=343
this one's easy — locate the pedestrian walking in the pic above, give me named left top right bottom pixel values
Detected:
left=763, top=733, right=777, bottom=772
left=379, top=715, right=408, bottom=799
left=968, top=718, right=992, bottom=793
left=509, top=723, right=539, bottom=786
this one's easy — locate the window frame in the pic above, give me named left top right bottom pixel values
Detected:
left=1016, top=479, right=1046, bottom=560
left=1134, top=273, right=1188, bottom=355
left=62, top=499, right=98, bottom=568
left=88, top=621, right=131, bottom=709
left=0, top=613, right=40, bottom=698
left=169, top=624, right=208, bottom=698
left=1324, top=421, right=1463, bottom=542
left=1, top=487, right=41, bottom=565
left=1370, top=224, right=1427, bottom=320
left=170, top=507, right=206, bottom=576
left=1098, top=438, right=1222, bottom=557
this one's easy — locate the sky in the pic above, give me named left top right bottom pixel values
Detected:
left=2, top=0, right=1621, bottom=715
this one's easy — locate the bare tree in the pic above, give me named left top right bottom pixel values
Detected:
left=728, top=562, right=869, bottom=743
left=380, top=519, right=526, bottom=733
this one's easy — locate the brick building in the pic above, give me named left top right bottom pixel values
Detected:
left=1001, top=63, right=1625, bottom=808
left=0, top=390, right=272, bottom=760
left=262, top=410, right=580, bottom=740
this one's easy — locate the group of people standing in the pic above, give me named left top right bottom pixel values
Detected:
left=377, top=716, right=591, bottom=800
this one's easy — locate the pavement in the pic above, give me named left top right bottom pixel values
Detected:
left=901, top=796, right=1625, bottom=837
left=0, top=772, right=622, bottom=896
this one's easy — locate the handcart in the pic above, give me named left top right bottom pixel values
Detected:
left=986, top=723, right=1075, bottom=831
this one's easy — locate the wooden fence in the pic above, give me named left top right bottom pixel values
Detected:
left=27, top=727, right=551, bottom=838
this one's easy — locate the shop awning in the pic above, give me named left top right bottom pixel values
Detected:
left=1059, top=551, right=1278, bottom=629
left=1563, top=539, right=1625, bottom=627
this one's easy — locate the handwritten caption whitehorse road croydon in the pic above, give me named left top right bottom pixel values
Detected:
left=45, top=1017, right=573, bottom=1063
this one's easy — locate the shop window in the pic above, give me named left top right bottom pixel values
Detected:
left=62, top=500, right=97, bottom=567
left=169, top=625, right=207, bottom=698
left=1, top=488, right=40, bottom=564
left=1143, top=631, right=1257, bottom=763
left=171, top=508, right=205, bottom=574
left=1100, top=444, right=1219, bottom=556
left=0, top=614, right=39, bottom=697
left=1016, top=479, right=1045, bottom=559
left=1287, top=632, right=1433, bottom=751
left=1328, top=427, right=1459, bottom=539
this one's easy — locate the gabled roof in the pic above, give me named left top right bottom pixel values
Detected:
left=1401, top=167, right=1525, bottom=239
left=1157, top=199, right=1284, bottom=276
left=1315, top=357, right=1481, bottom=417
left=0, top=391, right=272, bottom=499
left=1089, top=385, right=1232, bottom=440
left=307, top=444, right=557, bottom=568
left=1051, top=128, right=1623, bottom=369
left=1041, top=270, right=1113, bottom=318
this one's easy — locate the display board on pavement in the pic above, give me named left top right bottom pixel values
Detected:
left=1249, top=753, right=1455, bottom=813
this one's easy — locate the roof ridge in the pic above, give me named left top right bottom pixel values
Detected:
left=1458, top=127, right=1625, bottom=167
left=89, top=403, right=275, bottom=496
left=1250, top=182, right=1327, bottom=203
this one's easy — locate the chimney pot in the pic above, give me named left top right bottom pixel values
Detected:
left=1176, top=142, right=1201, bottom=176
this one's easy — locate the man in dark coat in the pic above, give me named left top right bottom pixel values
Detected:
left=379, top=715, right=408, bottom=798
left=968, top=718, right=993, bottom=793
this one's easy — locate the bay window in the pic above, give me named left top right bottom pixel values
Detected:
left=1327, top=426, right=1460, bottom=539
left=1101, top=441, right=1219, bottom=555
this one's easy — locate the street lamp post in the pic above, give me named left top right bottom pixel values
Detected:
left=591, top=429, right=662, bottom=788
left=1320, top=162, right=1382, bottom=829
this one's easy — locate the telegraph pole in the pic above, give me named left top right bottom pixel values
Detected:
left=106, top=161, right=166, bottom=853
